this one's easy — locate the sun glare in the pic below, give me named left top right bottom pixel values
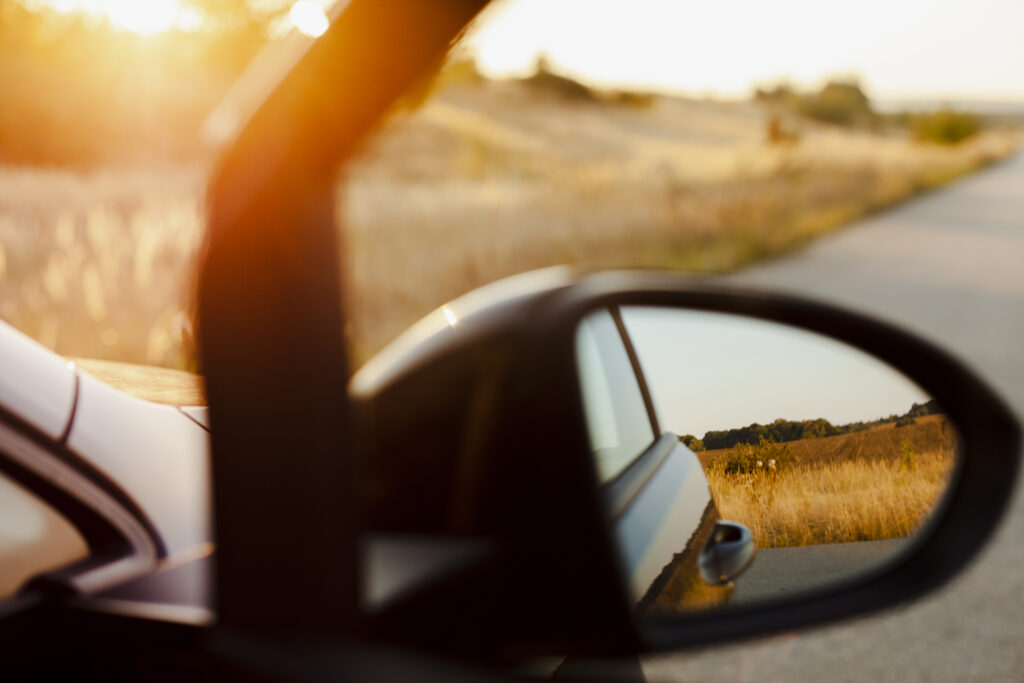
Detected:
left=289, top=1, right=330, bottom=38
left=45, top=0, right=201, bottom=36
left=106, top=0, right=177, bottom=35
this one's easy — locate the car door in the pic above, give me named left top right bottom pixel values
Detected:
left=577, top=306, right=734, bottom=612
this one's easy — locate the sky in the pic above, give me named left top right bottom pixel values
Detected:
left=464, top=0, right=1024, bottom=103
left=34, top=0, right=1024, bottom=103
left=29, top=0, right=203, bottom=34
left=618, top=308, right=930, bottom=438
left=27, top=0, right=331, bottom=37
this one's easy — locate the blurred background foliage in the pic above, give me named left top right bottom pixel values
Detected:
left=911, top=109, right=983, bottom=145
left=754, top=79, right=990, bottom=145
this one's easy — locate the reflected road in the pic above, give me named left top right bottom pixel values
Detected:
left=732, top=539, right=908, bottom=606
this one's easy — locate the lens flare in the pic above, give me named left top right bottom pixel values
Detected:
left=289, top=1, right=330, bottom=38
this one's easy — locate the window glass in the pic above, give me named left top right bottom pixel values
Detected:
left=0, top=3, right=281, bottom=372
left=575, top=309, right=655, bottom=483
left=0, top=472, right=89, bottom=600
left=3, top=2, right=1017, bottom=376
left=336, top=1, right=1022, bottom=367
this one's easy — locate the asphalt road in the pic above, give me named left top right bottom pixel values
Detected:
left=644, top=151, right=1024, bottom=683
left=731, top=539, right=909, bottom=606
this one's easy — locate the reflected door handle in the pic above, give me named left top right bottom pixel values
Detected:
left=698, top=521, right=756, bottom=585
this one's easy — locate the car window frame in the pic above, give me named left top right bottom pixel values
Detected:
left=607, top=305, right=660, bottom=438
left=577, top=305, right=665, bottom=484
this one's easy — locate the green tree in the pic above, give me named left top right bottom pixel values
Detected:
left=801, top=418, right=839, bottom=439
left=798, top=80, right=875, bottom=127
left=679, top=434, right=705, bottom=452
left=911, top=109, right=981, bottom=145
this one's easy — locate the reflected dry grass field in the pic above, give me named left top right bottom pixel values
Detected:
left=0, top=79, right=1019, bottom=369
left=701, top=417, right=957, bottom=547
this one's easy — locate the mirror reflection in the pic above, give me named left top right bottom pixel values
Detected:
left=575, top=306, right=957, bottom=615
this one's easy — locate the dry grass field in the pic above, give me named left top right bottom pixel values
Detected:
left=0, top=164, right=205, bottom=369
left=700, top=416, right=957, bottom=548
left=341, top=81, right=1021, bottom=359
left=0, top=76, right=1019, bottom=369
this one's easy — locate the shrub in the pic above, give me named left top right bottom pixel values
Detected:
left=798, top=80, right=875, bottom=127
left=765, top=115, right=801, bottom=145
left=711, top=436, right=795, bottom=475
left=801, top=418, right=841, bottom=439
left=911, top=109, right=981, bottom=145
left=899, top=439, right=917, bottom=471
left=679, top=434, right=705, bottom=452
left=522, top=57, right=599, bottom=102
left=754, top=83, right=799, bottom=108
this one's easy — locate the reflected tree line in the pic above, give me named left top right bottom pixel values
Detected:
left=680, top=399, right=942, bottom=452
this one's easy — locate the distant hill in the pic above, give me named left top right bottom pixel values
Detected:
left=699, top=413, right=954, bottom=470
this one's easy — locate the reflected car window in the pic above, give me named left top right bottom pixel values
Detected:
left=575, top=309, right=654, bottom=483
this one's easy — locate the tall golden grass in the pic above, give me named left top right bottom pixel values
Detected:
left=703, top=420, right=956, bottom=548
left=0, top=165, right=204, bottom=369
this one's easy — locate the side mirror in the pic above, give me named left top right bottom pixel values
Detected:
left=350, top=269, right=1019, bottom=661
left=698, top=522, right=755, bottom=587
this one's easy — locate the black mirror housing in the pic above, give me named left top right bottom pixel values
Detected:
left=350, top=268, right=1020, bottom=661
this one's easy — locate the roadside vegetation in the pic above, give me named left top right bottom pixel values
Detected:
left=698, top=414, right=956, bottom=548
left=756, top=80, right=991, bottom=146
left=911, top=109, right=983, bottom=145
left=342, top=65, right=1021, bottom=360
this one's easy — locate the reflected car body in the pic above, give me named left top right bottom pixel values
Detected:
left=606, top=433, right=729, bottom=611
left=579, top=308, right=754, bottom=611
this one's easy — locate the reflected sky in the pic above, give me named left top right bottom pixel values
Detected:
left=620, top=307, right=930, bottom=437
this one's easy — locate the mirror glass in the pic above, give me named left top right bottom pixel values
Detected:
left=575, top=306, right=958, bottom=615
